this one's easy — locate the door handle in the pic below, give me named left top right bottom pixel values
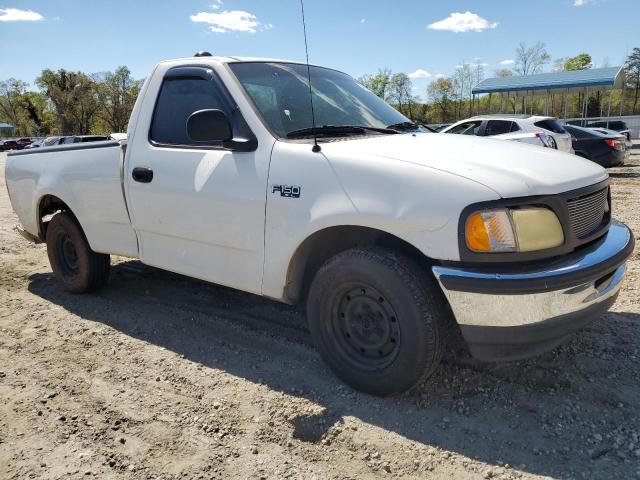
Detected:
left=132, top=167, right=153, bottom=183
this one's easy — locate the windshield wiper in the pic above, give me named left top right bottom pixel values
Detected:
left=286, top=125, right=397, bottom=139
left=386, top=121, right=422, bottom=132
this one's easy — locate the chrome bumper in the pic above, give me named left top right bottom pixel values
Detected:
left=432, top=221, right=634, bottom=361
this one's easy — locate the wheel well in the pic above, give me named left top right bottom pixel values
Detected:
left=37, top=195, right=74, bottom=240
left=283, top=226, right=433, bottom=304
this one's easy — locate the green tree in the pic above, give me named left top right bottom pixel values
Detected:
left=564, top=54, right=593, bottom=116
left=358, top=68, right=392, bottom=100
left=624, top=47, right=640, bottom=114
left=427, top=77, right=455, bottom=122
left=0, top=79, right=52, bottom=135
left=388, top=73, right=415, bottom=119
left=564, top=53, right=592, bottom=71
left=0, top=79, right=29, bottom=129
left=494, top=69, right=513, bottom=77
left=36, top=69, right=98, bottom=134
left=20, top=91, right=54, bottom=135
left=93, top=66, right=142, bottom=133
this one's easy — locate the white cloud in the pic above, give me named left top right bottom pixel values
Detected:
left=500, top=59, right=515, bottom=65
left=574, top=0, right=587, bottom=5
left=0, top=8, right=43, bottom=22
left=435, top=73, right=445, bottom=79
left=190, top=9, right=263, bottom=33
left=408, top=69, right=432, bottom=78
left=360, top=18, right=366, bottom=23
left=211, top=0, right=223, bottom=9
left=427, top=11, right=498, bottom=33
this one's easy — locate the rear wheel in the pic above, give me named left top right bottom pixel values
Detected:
left=307, top=247, right=449, bottom=396
left=46, top=212, right=110, bottom=293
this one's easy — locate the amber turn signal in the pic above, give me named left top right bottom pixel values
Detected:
left=465, top=209, right=517, bottom=253
left=466, top=212, right=491, bottom=252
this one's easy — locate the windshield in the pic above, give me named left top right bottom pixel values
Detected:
left=229, top=62, right=410, bottom=138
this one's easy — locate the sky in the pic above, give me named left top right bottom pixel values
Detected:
left=0, top=0, right=638, bottom=100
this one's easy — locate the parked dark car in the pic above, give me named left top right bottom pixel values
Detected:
left=0, top=138, right=34, bottom=151
left=586, top=120, right=632, bottom=143
left=16, top=138, right=33, bottom=149
left=0, top=140, right=20, bottom=151
left=61, top=135, right=110, bottom=144
left=588, top=127, right=633, bottom=150
left=564, top=125, right=627, bottom=167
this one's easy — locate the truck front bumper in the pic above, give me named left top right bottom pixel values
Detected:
left=432, top=221, right=635, bottom=362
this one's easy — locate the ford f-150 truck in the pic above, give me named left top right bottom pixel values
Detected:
left=5, top=54, right=635, bottom=396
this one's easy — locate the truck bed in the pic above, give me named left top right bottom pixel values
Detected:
left=5, top=140, right=139, bottom=257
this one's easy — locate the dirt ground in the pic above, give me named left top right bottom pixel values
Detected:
left=1, top=146, right=639, bottom=480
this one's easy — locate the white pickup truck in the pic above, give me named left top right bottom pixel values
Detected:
left=5, top=54, right=635, bottom=396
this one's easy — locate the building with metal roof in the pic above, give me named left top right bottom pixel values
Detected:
left=470, top=67, right=626, bottom=120
left=0, top=122, right=15, bottom=131
left=472, top=66, right=624, bottom=94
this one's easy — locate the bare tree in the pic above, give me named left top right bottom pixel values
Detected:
left=452, top=63, right=473, bottom=119
left=553, top=57, right=568, bottom=72
left=514, top=42, right=551, bottom=76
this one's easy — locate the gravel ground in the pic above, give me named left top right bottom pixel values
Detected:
left=1, top=146, right=639, bottom=480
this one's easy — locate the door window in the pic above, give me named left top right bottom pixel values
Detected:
left=150, top=76, right=229, bottom=146
left=446, top=121, right=482, bottom=135
left=484, top=120, right=513, bottom=136
left=533, top=119, right=566, bottom=134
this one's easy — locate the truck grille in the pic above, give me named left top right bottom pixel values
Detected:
left=567, top=187, right=609, bottom=239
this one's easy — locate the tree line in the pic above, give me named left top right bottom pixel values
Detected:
left=0, top=67, right=141, bottom=137
left=1, top=44, right=639, bottom=136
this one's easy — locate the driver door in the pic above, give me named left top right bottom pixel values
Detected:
left=125, top=66, right=270, bottom=294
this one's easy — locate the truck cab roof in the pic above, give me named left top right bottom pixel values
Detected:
left=157, top=55, right=322, bottom=69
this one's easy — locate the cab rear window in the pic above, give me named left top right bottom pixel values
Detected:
left=533, top=119, right=566, bottom=134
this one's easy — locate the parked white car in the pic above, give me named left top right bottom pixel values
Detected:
left=5, top=55, right=634, bottom=396
left=441, top=114, right=574, bottom=153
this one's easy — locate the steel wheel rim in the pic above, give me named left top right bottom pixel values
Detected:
left=330, top=284, right=401, bottom=371
left=57, top=233, right=79, bottom=276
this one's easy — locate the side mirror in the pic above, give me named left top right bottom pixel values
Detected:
left=187, top=109, right=232, bottom=142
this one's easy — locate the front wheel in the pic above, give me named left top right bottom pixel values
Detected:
left=307, top=247, right=449, bottom=396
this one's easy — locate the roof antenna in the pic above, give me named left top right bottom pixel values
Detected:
left=300, top=0, right=320, bottom=153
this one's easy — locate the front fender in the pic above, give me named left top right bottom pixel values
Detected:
left=261, top=140, right=499, bottom=301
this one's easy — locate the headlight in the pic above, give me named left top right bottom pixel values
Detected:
left=465, top=207, right=564, bottom=253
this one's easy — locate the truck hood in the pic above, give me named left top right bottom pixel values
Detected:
left=320, top=132, right=607, bottom=198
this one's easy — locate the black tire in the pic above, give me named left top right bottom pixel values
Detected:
left=45, top=212, right=110, bottom=293
left=307, top=247, right=448, bottom=396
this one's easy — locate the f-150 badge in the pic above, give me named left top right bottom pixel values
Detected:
left=272, top=185, right=301, bottom=198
